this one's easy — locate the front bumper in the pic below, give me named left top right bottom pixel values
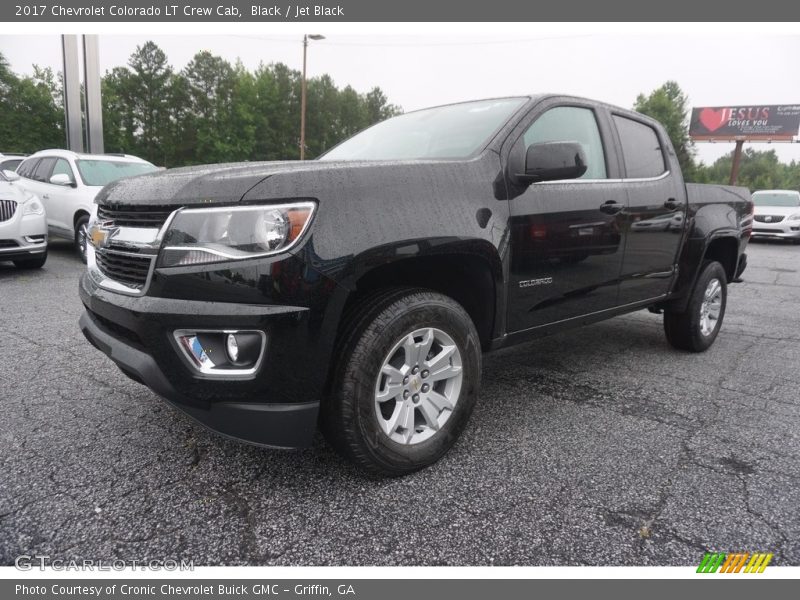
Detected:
left=751, top=221, right=800, bottom=239
left=0, top=208, right=47, bottom=261
left=79, top=271, right=329, bottom=449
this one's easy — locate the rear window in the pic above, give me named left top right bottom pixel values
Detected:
left=614, top=116, right=667, bottom=179
left=75, top=159, right=158, bottom=186
left=752, top=192, right=800, bottom=207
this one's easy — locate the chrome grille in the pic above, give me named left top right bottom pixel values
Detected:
left=754, top=215, right=785, bottom=223
left=97, top=204, right=175, bottom=228
left=94, top=248, right=153, bottom=288
left=0, top=200, right=17, bottom=222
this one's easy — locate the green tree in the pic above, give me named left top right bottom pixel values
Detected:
left=694, top=148, right=800, bottom=192
left=634, top=81, right=696, bottom=180
left=0, top=52, right=64, bottom=152
left=125, top=41, right=174, bottom=163
left=1, top=44, right=402, bottom=166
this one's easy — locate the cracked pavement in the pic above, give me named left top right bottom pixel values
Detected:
left=1, top=239, right=798, bottom=565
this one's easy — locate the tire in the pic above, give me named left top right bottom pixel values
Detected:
left=663, top=260, right=727, bottom=352
left=323, top=288, right=482, bottom=477
left=74, top=214, right=89, bottom=264
left=13, top=252, right=47, bottom=269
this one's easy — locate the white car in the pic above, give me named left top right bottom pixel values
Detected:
left=0, top=169, right=48, bottom=269
left=14, top=150, right=158, bottom=262
left=751, top=190, right=800, bottom=243
left=0, top=152, right=27, bottom=172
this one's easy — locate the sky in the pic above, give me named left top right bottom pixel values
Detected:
left=1, top=32, right=799, bottom=165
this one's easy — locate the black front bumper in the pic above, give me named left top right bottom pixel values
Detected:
left=79, top=274, right=325, bottom=449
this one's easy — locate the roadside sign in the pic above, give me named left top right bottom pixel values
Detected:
left=689, top=105, right=800, bottom=141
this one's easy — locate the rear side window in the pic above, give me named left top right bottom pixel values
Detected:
left=17, top=158, right=39, bottom=178
left=613, top=116, right=666, bottom=178
left=32, top=157, right=56, bottom=182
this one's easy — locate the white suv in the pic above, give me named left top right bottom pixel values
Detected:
left=15, top=150, right=158, bottom=262
left=0, top=169, right=48, bottom=269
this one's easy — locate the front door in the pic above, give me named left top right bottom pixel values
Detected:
left=506, top=104, right=628, bottom=332
left=46, top=158, right=81, bottom=237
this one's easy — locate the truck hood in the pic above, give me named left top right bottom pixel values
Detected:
left=95, top=159, right=456, bottom=206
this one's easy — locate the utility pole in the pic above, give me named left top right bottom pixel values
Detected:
left=728, top=140, right=744, bottom=186
left=299, top=34, right=325, bottom=160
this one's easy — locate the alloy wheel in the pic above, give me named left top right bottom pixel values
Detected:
left=374, top=327, right=463, bottom=445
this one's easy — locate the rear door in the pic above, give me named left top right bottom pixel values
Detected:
left=505, top=102, right=628, bottom=332
left=611, top=114, right=687, bottom=304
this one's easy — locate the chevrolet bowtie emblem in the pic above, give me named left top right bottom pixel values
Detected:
left=88, top=221, right=118, bottom=249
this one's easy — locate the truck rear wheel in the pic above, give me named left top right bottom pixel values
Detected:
left=663, top=260, right=727, bottom=352
left=323, top=288, right=481, bottom=477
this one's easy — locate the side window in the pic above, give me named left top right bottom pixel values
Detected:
left=17, top=158, right=39, bottom=179
left=522, top=106, right=607, bottom=180
left=613, top=116, right=666, bottom=179
left=32, top=157, right=56, bottom=182
left=52, top=158, right=76, bottom=184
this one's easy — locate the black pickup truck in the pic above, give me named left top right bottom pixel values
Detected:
left=79, top=95, right=752, bottom=475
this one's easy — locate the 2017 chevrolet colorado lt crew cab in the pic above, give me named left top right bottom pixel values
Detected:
left=79, top=95, right=752, bottom=476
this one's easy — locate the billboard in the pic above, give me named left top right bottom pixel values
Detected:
left=689, top=104, right=800, bottom=141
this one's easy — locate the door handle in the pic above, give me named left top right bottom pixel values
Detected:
left=42, top=194, right=49, bottom=200
left=599, top=200, right=623, bottom=215
left=664, top=198, right=683, bottom=211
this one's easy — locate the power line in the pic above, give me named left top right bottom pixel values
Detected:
left=223, top=34, right=595, bottom=47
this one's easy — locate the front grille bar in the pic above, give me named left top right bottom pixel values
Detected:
left=0, top=200, right=17, bottom=223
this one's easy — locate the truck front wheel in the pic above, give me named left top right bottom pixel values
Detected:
left=663, top=260, right=727, bottom=352
left=323, top=289, right=481, bottom=476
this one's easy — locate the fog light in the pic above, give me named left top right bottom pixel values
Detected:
left=226, top=333, right=239, bottom=362
left=173, top=329, right=266, bottom=378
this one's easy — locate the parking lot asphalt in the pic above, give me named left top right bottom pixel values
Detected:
left=1, top=239, right=798, bottom=566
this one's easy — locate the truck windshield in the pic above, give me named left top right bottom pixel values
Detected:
left=320, top=97, right=528, bottom=161
left=752, top=192, right=800, bottom=207
left=76, top=159, right=158, bottom=187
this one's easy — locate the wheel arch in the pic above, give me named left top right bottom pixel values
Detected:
left=332, top=238, right=505, bottom=352
left=662, top=231, right=741, bottom=313
left=73, top=208, right=91, bottom=229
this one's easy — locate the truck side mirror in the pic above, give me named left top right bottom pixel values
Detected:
left=522, top=141, right=588, bottom=183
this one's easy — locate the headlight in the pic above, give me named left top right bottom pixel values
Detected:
left=22, top=199, right=44, bottom=216
left=159, top=202, right=316, bottom=267
left=788, top=213, right=800, bottom=221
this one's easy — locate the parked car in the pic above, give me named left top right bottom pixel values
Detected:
left=79, top=95, right=752, bottom=476
left=0, top=169, right=47, bottom=269
left=15, top=150, right=158, bottom=262
left=0, top=152, right=27, bottom=172
left=750, top=190, right=800, bottom=242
